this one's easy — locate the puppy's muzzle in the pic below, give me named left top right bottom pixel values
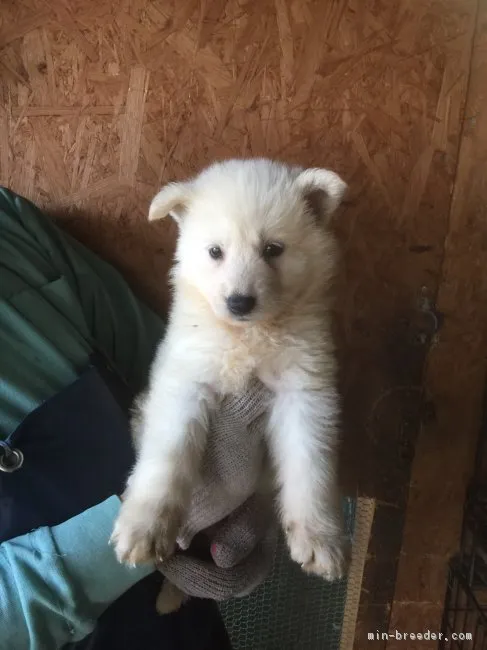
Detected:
left=226, top=294, right=257, bottom=317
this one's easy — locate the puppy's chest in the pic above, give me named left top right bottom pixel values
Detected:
left=216, top=329, right=281, bottom=395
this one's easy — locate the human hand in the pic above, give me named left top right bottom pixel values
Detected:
left=157, top=493, right=277, bottom=605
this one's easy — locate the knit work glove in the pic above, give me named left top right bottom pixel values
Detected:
left=160, top=494, right=277, bottom=601
left=158, top=379, right=278, bottom=600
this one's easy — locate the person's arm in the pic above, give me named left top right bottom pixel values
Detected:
left=0, top=496, right=153, bottom=650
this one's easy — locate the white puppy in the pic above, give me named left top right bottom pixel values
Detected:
left=111, top=158, right=349, bottom=581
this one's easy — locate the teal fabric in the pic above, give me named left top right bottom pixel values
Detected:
left=0, top=189, right=162, bottom=648
left=0, top=498, right=153, bottom=650
left=0, top=189, right=163, bottom=438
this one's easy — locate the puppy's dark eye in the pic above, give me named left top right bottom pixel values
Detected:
left=209, top=246, right=223, bottom=260
left=263, top=242, right=285, bottom=260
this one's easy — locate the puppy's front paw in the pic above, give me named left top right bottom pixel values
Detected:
left=111, top=498, right=182, bottom=566
left=286, top=522, right=350, bottom=581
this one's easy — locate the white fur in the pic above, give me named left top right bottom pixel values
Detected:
left=111, top=158, right=349, bottom=581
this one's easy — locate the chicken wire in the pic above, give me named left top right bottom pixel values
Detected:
left=219, top=498, right=356, bottom=650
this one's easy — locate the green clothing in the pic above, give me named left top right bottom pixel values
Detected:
left=0, top=189, right=162, bottom=436
left=0, top=189, right=163, bottom=649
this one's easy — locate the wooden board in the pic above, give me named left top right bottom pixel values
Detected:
left=0, top=1, right=485, bottom=646
left=387, top=2, right=487, bottom=647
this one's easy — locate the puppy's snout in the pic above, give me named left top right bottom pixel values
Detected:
left=226, top=293, right=257, bottom=317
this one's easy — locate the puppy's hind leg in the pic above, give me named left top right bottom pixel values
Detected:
left=156, top=581, right=188, bottom=614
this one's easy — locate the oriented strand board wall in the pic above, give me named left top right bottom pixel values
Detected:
left=1, top=0, right=484, bottom=647
left=0, top=0, right=473, bottom=311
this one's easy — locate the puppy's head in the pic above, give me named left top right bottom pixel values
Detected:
left=149, top=159, right=346, bottom=325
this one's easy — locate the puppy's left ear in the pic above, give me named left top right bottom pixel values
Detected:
left=295, top=168, right=347, bottom=224
left=148, top=181, right=193, bottom=224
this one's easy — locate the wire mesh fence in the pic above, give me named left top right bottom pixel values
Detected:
left=441, top=490, right=487, bottom=649
left=219, top=499, right=356, bottom=650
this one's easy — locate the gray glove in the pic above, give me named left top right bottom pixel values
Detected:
left=160, top=494, right=277, bottom=601
left=157, top=379, right=278, bottom=602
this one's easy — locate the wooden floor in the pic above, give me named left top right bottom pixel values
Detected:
left=2, top=1, right=487, bottom=647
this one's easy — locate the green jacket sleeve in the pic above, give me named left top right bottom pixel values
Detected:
left=0, top=496, right=153, bottom=650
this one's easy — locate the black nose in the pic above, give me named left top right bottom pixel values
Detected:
left=226, top=294, right=257, bottom=316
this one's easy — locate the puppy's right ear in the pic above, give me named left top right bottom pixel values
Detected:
left=148, top=182, right=193, bottom=224
left=295, top=168, right=347, bottom=224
